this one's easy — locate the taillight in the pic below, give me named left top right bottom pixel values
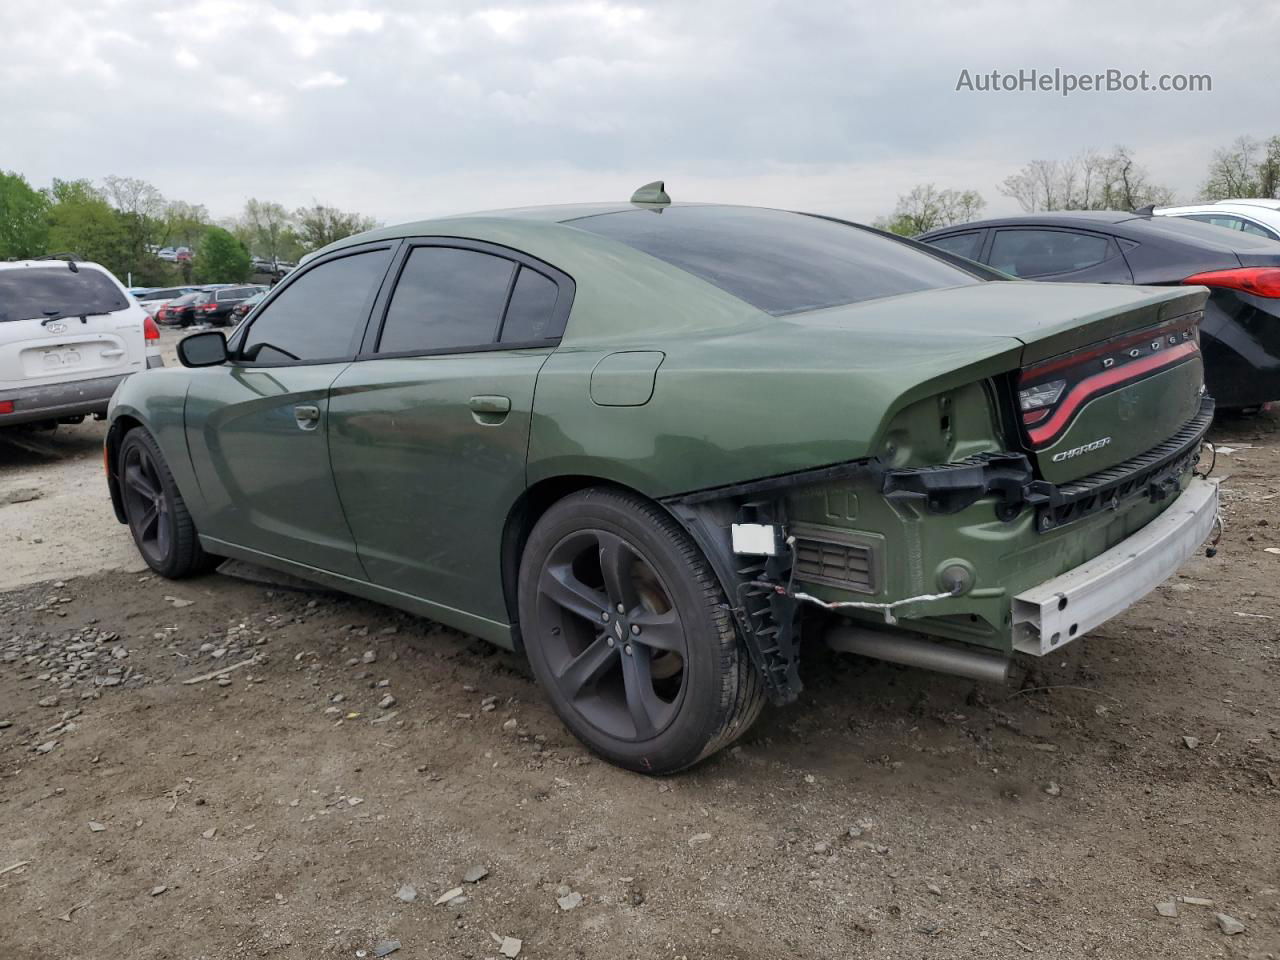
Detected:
left=0, top=401, right=13, bottom=415
left=199, top=302, right=217, bottom=311
left=143, top=315, right=160, bottom=340
left=1182, top=267, right=1280, bottom=298
left=1016, top=318, right=1201, bottom=447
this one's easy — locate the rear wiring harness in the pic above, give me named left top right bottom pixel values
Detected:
left=748, top=535, right=961, bottom=626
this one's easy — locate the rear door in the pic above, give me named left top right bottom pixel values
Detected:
left=327, top=239, right=572, bottom=623
left=985, top=228, right=1134, bottom=283
left=184, top=243, right=396, bottom=577
left=0, top=264, right=145, bottom=389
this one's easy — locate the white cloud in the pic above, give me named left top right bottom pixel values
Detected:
left=0, top=0, right=1275, bottom=225
left=297, top=71, right=348, bottom=90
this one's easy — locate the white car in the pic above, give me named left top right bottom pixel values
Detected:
left=1153, top=198, right=1280, bottom=241
left=0, top=259, right=163, bottom=427
left=134, top=285, right=201, bottom=317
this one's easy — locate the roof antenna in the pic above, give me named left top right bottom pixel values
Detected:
left=1132, top=204, right=1155, bottom=216
left=630, top=181, right=671, bottom=205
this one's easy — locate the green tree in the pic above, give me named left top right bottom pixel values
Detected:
left=195, top=226, right=251, bottom=282
left=873, top=184, right=986, bottom=236
left=46, top=179, right=128, bottom=273
left=0, top=171, right=51, bottom=259
left=294, top=202, right=377, bottom=251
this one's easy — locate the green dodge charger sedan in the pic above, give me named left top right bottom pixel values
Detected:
left=105, top=184, right=1219, bottom=774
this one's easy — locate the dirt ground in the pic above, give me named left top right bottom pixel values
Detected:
left=1, top=345, right=1277, bottom=959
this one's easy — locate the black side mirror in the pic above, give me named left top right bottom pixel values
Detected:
left=177, top=330, right=229, bottom=367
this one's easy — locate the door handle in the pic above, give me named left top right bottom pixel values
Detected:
left=294, top=403, right=321, bottom=430
left=469, top=395, right=511, bottom=414
left=468, top=394, right=511, bottom=425
left=100, top=349, right=125, bottom=358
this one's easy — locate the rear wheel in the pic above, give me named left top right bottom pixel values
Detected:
left=118, top=429, right=217, bottom=578
left=517, top=487, right=765, bottom=774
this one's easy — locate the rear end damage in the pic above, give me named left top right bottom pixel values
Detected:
left=664, top=297, right=1219, bottom=705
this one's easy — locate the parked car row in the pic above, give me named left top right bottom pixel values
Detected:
left=152, top=285, right=266, bottom=327
left=918, top=201, right=1280, bottom=412
left=251, top=256, right=296, bottom=277
left=104, top=182, right=1238, bottom=774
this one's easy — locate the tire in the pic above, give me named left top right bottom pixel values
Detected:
left=118, top=428, right=218, bottom=578
left=517, top=487, right=765, bottom=774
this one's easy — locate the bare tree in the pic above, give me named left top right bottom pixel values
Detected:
left=1201, top=135, right=1280, bottom=200
left=873, top=184, right=987, bottom=235
left=294, top=202, right=377, bottom=251
left=163, top=200, right=210, bottom=249
left=1001, top=147, right=1173, bottom=212
left=241, top=199, right=294, bottom=262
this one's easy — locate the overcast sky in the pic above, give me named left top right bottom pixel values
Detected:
left=2, top=0, right=1277, bottom=225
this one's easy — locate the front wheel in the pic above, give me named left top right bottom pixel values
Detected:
left=517, top=488, right=765, bottom=774
left=118, top=429, right=217, bottom=578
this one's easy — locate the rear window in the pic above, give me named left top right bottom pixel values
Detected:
left=0, top=266, right=128, bottom=323
left=570, top=206, right=981, bottom=315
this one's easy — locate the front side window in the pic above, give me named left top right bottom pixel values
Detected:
left=988, top=229, right=1112, bottom=278
left=239, top=248, right=391, bottom=363
left=378, top=247, right=516, bottom=354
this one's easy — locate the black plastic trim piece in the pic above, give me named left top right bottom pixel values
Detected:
left=1035, top=396, right=1215, bottom=531
left=880, top=397, right=1215, bottom=530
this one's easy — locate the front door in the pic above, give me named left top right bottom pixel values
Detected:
left=184, top=243, right=396, bottom=577
left=327, top=240, right=573, bottom=623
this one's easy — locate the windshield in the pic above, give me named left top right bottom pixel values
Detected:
left=570, top=205, right=983, bottom=315
left=0, top=266, right=129, bottom=323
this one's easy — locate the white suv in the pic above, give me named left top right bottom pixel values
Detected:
left=0, top=259, right=163, bottom=427
left=1153, top=198, right=1280, bottom=241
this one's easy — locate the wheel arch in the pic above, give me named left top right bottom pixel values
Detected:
left=500, top=474, right=737, bottom=655
left=105, top=412, right=147, bottom=524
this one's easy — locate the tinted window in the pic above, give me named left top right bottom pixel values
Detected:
left=1186, top=213, right=1243, bottom=232
left=0, top=266, right=128, bottom=323
left=378, top=247, right=515, bottom=354
left=141, top=287, right=184, bottom=301
left=240, top=249, right=391, bottom=363
left=988, top=230, right=1111, bottom=277
left=571, top=206, right=980, bottom=315
left=1239, top=220, right=1277, bottom=239
left=500, top=267, right=560, bottom=342
left=925, top=232, right=983, bottom=261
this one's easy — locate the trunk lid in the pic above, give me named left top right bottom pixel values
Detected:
left=799, top=280, right=1209, bottom=483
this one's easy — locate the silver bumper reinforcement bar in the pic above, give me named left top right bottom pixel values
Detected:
left=1012, top=477, right=1219, bottom=656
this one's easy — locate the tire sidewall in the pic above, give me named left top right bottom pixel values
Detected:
left=518, top=489, right=734, bottom=774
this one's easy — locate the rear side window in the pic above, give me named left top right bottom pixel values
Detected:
left=924, top=231, right=983, bottom=261
left=988, top=229, right=1111, bottom=278
left=240, top=249, right=391, bottom=363
left=570, top=206, right=981, bottom=315
left=500, top=267, right=560, bottom=342
left=0, top=267, right=128, bottom=323
left=378, top=247, right=515, bottom=354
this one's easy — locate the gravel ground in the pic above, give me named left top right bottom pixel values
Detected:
left=0, top=363, right=1276, bottom=959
